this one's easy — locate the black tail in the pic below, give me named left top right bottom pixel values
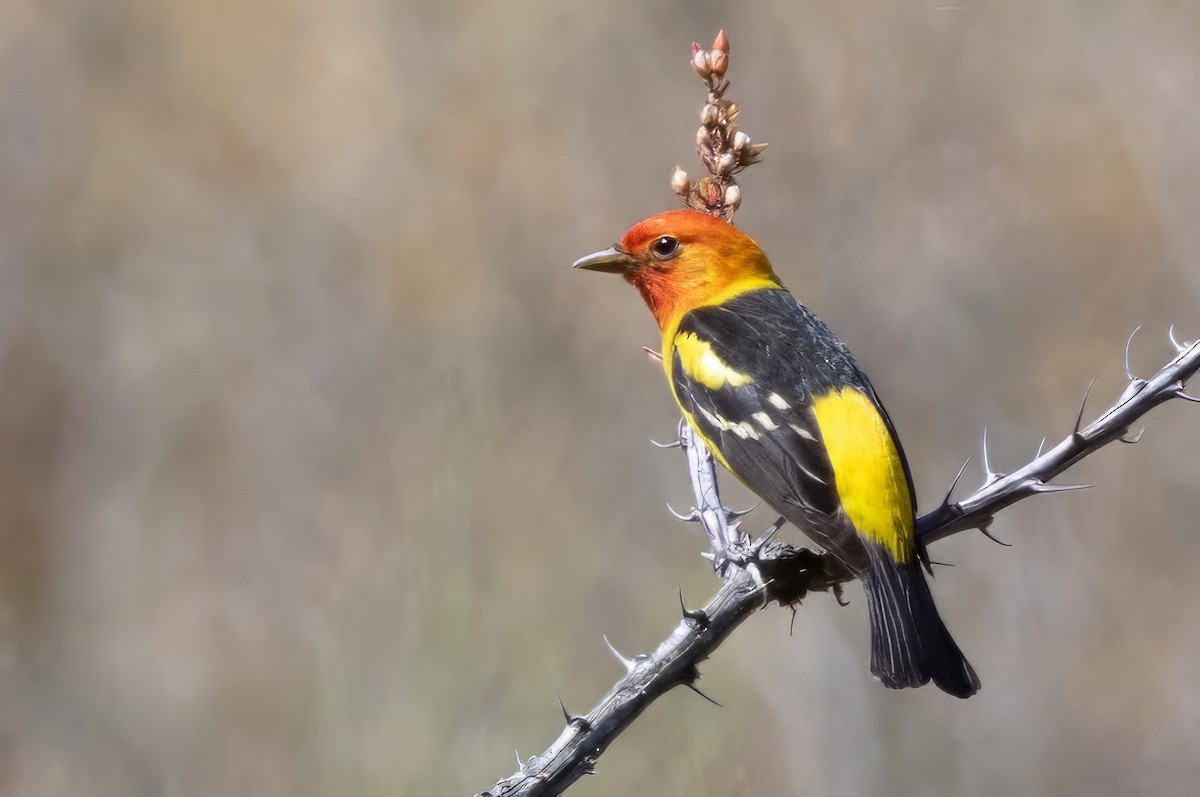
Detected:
left=862, top=549, right=980, bottom=698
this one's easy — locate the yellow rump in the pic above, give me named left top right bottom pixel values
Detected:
left=810, top=387, right=913, bottom=563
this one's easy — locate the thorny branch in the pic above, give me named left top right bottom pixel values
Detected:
left=479, top=334, right=1200, bottom=797
left=477, top=30, right=1200, bottom=797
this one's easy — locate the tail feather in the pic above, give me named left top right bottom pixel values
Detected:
left=863, top=549, right=980, bottom=698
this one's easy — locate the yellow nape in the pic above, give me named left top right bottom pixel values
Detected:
left=810, top=388, right=914, bottom=563
left=673, top=332, right=753, bottom=390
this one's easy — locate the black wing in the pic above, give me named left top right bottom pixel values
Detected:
left=671, top=288, right=917, bottom=572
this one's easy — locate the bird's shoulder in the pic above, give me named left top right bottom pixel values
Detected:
left=672, top=288, right=864, bottom=399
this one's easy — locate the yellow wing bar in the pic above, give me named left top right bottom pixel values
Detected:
left=673, top=331, right=754, bottom=390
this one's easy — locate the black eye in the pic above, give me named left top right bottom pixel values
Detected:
left=651, top=236, right=680, bottom=258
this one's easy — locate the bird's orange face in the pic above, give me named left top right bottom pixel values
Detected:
left=574, top=209, right=780, bottom=332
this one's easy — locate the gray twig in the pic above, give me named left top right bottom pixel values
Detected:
left=477, top=332, right=1200, bottom=797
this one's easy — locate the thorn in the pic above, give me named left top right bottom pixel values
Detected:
left=1175, top=388, right=1200, bottom=403
left=699, top=551, right=716, bottom=561
left=1036, top=436, right=1047, bottom=458
left=650, top=437, right=682, bottom=449
left=556, top=693, right=591, bottom=731
left=1119, top=427, right=1145, bottom=444
left=603, top=635, right=637, bottom=673
left=977, top=519, right=1011, bottom=547
left=943, top=455, right=972, bottom=506
left=928, top=559, right=955, bottom=568
left=981, top=427, right=990, bottom=477
left=831, top=582, right=849, bottom=607
left=726, top=504, right=759, bottom=518
left=1075, top=375, right=1100, bottom=437
left=642, top=346, right=663, bottom=363
left=679, top=587, right=709, bottom=630
left=1169, top=323, right=1188, bottom=353
left=1030, top=480, right=1092, bottom=493
left=981, top=427, right=1000, bottom=484
left=515, top=750, right=524, bottom=767
left=684, top=682, right=723, bottom=708
left=666, top=503, right=700, bottom=522
left=1124, top=325, right=1142, bottom=381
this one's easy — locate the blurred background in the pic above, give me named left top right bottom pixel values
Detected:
left=2, top=1, right=1199, bottom=795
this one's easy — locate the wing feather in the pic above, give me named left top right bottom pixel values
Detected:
left=671, top=289, right=916, bottom=573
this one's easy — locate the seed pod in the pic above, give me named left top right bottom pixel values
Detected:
left=671, top=166, right=690, bottom=196
left=709, top=50, right=728, bottom=80
left=712, top=30, right=730, bottom=56
left=724, top=183, right=741, bottom=210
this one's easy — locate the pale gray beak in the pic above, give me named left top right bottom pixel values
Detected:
left=572, top=246, right=636, bottom=274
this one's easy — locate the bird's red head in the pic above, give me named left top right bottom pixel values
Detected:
left=574, top=209, right=781, bottom=331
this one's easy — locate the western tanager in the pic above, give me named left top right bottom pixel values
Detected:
left=574, top=209, right=979, bottom=698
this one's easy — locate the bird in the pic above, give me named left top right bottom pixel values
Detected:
left=574, top=209, right=980, bottom=698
